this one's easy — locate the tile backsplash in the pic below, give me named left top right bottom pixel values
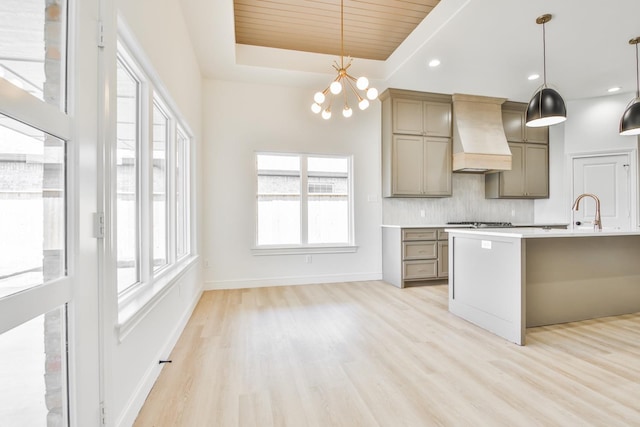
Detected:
left=382, top=173, right=534, bottom=225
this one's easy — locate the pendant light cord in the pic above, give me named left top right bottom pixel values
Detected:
left=635, top=41, right=639, bottom=98
left=542, top=21, right=547, bottom=86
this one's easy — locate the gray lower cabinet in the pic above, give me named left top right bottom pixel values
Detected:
left=437, top=240, right=448, bottom=277
left=382, top=227, right=449, bottom=288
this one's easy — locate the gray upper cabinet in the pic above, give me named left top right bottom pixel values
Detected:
left=501, top=105, right=548, bottom=144
left=486, top=142, right=549, bottom=198
left=523, top=144, right=549, bottom=197
left=423, top=137, right=452, bottom=195
left=392, top=98, right=452, bottom=137
left=381, top=89, right=452, bottom=197
left=391, top=135, right=452, bottom=196
left=392, top=135, right=424, bottom=195
left=486, top=102, right=549, bottom=199
left=392, top=99, right=423, bottom=135
left=496, top=143, right=525, bottom=197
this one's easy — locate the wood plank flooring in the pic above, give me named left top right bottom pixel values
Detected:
left=133, top=281, right=640, bottom=426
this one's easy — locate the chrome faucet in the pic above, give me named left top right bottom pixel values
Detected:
left=572, top=193, right=602, bottom=230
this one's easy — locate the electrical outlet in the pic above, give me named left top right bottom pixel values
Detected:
left=420, top=210, right=425, bottom=218
left=305, top=255, right=312, bottom=264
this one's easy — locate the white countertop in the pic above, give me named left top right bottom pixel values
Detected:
left=381, top=224, right=465, bottom=228
left=381, top=223, right=568, bottom=229
left=445, top=227, right=640, bottom=239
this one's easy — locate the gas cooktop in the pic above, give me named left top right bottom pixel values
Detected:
left=447, top=221, right=514, bottom=228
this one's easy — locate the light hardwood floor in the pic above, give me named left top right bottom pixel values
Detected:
left=134, top=281, right=640, bottom=426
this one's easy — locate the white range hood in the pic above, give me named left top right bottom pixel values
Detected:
left=452, top=93, right=512, bottom=173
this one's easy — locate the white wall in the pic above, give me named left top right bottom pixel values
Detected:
left=564, top=94, right=638, bottom=154
left=112, top=0, right=204, bottom=425
left=117, top=1, right=202, bottom=129
left=534, top=93, right=639, bottom=223
left=203, top=79, right=383, bottom=288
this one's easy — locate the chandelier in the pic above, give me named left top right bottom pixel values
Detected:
left=311, top=0, right=378, bottom=119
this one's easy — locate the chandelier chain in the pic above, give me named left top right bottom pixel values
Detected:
left=341, top=0, right=344, bottom=68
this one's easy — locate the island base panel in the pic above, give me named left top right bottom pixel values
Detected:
left=526, top=236, right=640, bottom=327
left=448, top=235, right=525, bottom=345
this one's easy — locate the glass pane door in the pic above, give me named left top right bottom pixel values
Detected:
left=0, top=306, right=67, bottom=426
left=0, top=114, right=66, bottom=299
left=0, top=1, right=70, bottom=426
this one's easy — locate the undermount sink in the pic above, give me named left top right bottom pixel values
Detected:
left=572, top=225, right=621, bottom=232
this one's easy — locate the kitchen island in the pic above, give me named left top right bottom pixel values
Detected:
left=446, top=227, right=640, bottom=345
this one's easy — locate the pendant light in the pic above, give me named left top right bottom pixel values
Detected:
left=620, top=37, right=640, bottom=136
left=525, top=14, right=567, bottom=127
left=310, top=0, right=378, bottom=119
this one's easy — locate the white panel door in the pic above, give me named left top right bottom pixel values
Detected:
left=572, top=154, right=631, bottom=229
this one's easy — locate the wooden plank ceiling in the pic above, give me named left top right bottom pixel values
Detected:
left=234, top=0, right=440, bottom=61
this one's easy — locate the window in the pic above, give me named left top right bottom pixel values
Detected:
left=308, top=183, right=334, bottom=194
left=115, top=40, right=193, bottom=309
left=116, top=58, right=140, bottom=293
left=256, top=153, right=353, bottom=248
left=307, top=156, right=350, bottom=244
left=152, top=102, right=168, bottom=271
left=175, top=127, right=189, bottom=259
left=256, top=154, right=301, bottom=245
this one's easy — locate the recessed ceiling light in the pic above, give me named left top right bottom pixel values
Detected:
left=528, top=74, right=540, bottom=81
left=608, top=86, right=621, bottom=93
left=428, top=59, right=441, bottom=68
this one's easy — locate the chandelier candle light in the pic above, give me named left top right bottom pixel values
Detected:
left=311, top=0, right=378, bottom=119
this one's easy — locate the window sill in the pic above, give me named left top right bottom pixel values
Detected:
left=116, top=254, right=199, bottom=342
left=251, top=245, right=358, bottom=256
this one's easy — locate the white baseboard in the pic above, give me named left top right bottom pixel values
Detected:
left=204, top=272, right=383, bottom=290
left=115, top=287, right=203, bottom=427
